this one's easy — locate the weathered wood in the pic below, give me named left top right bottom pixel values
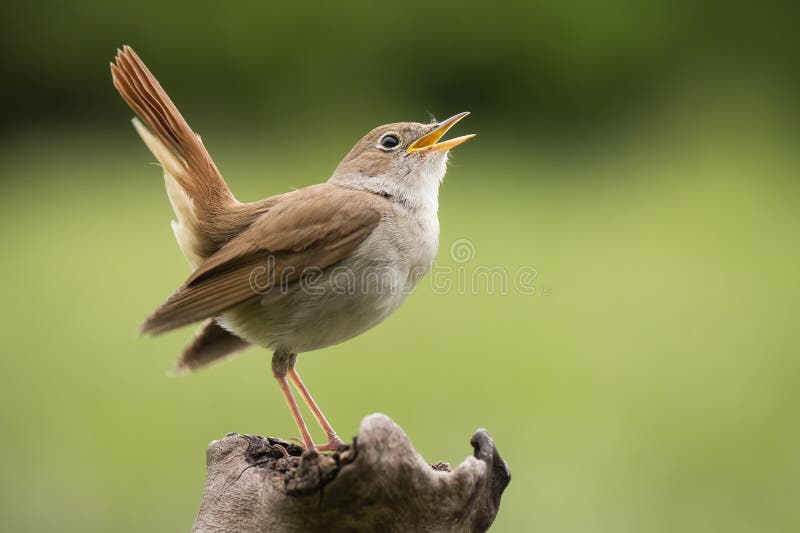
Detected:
left=193, top=414, right=510, bottom=532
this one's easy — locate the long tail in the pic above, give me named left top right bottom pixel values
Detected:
left=111, top=45, right=238, bottom=265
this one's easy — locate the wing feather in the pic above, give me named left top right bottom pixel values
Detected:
left=141, top=185, right=386, bottom=335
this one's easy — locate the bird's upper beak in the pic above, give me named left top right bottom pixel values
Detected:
left=407, top=112, right=475, bottom=153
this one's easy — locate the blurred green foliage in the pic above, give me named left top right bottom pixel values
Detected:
left=1, top=0, right=797, bottom=130
left=1, top=1, right=799, bottom=532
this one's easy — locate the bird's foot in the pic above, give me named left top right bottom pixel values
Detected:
left=287, top=435, right=344, bottom=452
left=315, top=435, right=345, bottom=452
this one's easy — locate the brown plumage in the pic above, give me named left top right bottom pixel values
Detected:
left=111, top=48, right=233, bottom=232
left=111, top=46, right=276, bottom=262
left=140, top=184, right=384, bottom=335
left=178, top=319, right=251, bottom=373
left=112, top=46, right=386, bottom=362
left=111, top=45, right=474, bottom=450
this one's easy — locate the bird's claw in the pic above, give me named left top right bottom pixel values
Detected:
left=288, top=435, right=344, bottom=452
left=315, top=436, right=345, bottom=452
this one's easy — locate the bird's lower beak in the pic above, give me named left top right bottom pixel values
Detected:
left=407, top=112, right=475, bottom=153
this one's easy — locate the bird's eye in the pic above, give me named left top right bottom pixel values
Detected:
left=379, top=134, right=400, bottom=150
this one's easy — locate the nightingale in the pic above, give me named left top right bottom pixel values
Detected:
left=111, top=46, right=474, bottom=451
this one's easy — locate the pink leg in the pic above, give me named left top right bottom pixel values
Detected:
left=288, top=367, right=344, bottom=451
left=275, top=375, right=315, bottom=450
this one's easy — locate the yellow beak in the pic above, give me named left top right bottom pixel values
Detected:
left=407, top=112, right=475, bottom=153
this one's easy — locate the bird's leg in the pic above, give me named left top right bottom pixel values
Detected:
left=272, top=351, right=314, bottom=450
left=288, top=366, right=345, bottom=451
left=275, top=377, right=314, bottom=450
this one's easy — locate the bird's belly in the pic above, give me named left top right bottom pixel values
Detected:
left=219, top=207, right=438, bottom=354
left=219, top=261, right=411, bottom=354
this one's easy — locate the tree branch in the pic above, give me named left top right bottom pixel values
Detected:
left=192, top=413, right=511, bottom=532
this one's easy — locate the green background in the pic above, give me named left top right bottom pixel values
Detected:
left=1, top=1, right=798, bottom=531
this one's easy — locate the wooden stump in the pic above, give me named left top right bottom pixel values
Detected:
left=193, top=414, right=511, bottom=532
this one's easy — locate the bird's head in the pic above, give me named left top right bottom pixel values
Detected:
left=329, top=112, right=474, bottom=208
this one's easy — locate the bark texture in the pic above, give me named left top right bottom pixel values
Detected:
left=193, top=413, right=510, bottom=532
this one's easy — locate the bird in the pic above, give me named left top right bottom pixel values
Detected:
left=110, top=46, right=474, bottom=451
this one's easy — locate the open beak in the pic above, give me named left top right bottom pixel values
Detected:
left=407, top=111, right=475, bottom=153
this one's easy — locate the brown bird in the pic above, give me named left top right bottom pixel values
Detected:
left=111, top=46, right=474, bottom=451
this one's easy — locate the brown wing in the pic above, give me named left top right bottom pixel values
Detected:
left=141, top=184, right=386, bottom=335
